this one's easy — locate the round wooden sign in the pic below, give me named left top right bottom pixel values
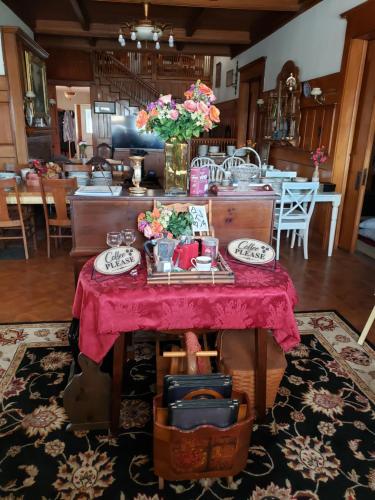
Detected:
left=227, top=238, right=275, bottom=265
left=94, top=246, right=141, bottom=275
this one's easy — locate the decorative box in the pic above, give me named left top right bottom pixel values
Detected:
left=190, top=166, right=209, bottom=196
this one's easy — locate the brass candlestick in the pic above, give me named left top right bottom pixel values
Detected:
left=128, top=156, right=147, bottom=195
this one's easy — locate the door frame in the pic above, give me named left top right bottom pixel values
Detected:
left=331, top=1, right=375, bottom=249
left=236, top=57, right=266, bottom=148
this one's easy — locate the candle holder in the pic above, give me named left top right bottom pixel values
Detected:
left=128, top=156, right=147, bottom=195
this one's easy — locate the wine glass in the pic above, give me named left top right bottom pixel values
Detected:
left=122, top=228, right=136, bottom=247
left=106, top=231, right=123, bottom=248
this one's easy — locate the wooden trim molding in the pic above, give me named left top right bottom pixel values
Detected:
left=332, top=0, right=375, bottom=250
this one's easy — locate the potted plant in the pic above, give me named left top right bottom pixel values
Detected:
left=136, top=81, right=220, bottom=194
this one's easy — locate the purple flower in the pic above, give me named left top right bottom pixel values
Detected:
left=147, top=102, right=157, bottom=112
left=138, top=220, right=148, bottom=231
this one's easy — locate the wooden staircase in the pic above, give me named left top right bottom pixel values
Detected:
left=94, top=51, right=160, bottom=111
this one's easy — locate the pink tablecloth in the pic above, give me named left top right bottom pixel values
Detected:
left=73, top=255, right=300, bottom=363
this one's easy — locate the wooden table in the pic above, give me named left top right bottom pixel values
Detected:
left=5, top=183, right=56, bottom=204
left=69, top=189, right=277, bottom=280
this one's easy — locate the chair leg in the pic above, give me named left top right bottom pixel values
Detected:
left=298, top=230, right=302, bottom=247
left=20, top=223, right=29, bottom=260
left=286, top=229, right=290, bottom=239
left=31, top=213, right=37, bottom=250
left=276, top=229, right=281, bottom=260
left=290, top=230, right=296, bottom=248
left=358, top=305, right=375, bottom=346
left=46, top=227, right=51, bottom=258
left=303, top=228, right=309, bottom=259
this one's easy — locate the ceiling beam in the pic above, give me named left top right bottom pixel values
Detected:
left=185, top=8, right=205, bottom=37
left=94, top=0, right=301, bottom=12
left=70, top=0, right=91, bottom=31
left=35, top=20, right=251, bottom=45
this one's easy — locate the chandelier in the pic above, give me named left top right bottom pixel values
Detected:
left=118, top=1, right=174, bottom=50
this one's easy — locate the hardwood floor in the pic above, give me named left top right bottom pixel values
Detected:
left=0, top=236, right=374, bottom=344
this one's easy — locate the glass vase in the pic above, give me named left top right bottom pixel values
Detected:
left=164, top=139, right=189, bottom=195
left=312, top=165, right=320, bottom=182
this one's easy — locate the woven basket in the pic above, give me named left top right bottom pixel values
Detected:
left=217, top=330, right=287, bottom=409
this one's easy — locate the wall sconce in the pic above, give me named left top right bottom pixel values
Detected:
left=24, top=91, right=36, bottom=127
left=256, top=98, right=264, bottom=107
left=311, top=87, right=325, bottom=104
left=48, top=98, right=56, bottom=107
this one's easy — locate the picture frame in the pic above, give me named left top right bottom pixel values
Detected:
left=94, top=101, right=116, bottom=114
left=226, top=69, right=234, bottom=87
left=24, top=50, right=48, bottom=121
left=215, top=62, right=222, bottom=88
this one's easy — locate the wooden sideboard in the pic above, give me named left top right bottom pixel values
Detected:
left=69, top=190, right=276, bottom=279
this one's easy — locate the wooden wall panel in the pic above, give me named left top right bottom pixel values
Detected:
left=0, top=103, right=13, bottom=145
left=46, top=49, right=93, bottom=82
left=214, top=99, right=238, bottom=137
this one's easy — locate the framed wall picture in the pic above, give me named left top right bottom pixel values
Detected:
left=94, top=101, right=116, bottom=114
left=215, top=62, right=222, bottom=88
left=24, top=50, right=48, bottom=120
left=226, top=69, right=234, bottom=87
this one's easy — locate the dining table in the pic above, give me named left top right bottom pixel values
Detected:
left=63, top=251, right=300, bottom=433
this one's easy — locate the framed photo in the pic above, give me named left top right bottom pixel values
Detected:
left=215, top=62, right=222, bottom=88
left=94, top=101, right=116, bottom=114
left=226, top=69, right=234, bottom=87
left=24, top=50, right=48, bottom=119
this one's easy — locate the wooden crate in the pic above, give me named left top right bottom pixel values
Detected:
left=153, top=391, right=253, bottom=484
left=145, top=251, right=235, bottom=285
left=217, top=330, right=287, bottom=409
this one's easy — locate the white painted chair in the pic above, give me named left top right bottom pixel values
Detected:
left=190, top=156, right=215, bottom=169
left=358, top=296, right=375, bottom=346
left=273, top=181, right=319, bottom=260
left=190, top=156, right=222, bottom=183
left=221, top=156, right=245, bottom=170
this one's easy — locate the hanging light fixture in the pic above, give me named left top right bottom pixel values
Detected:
left=118, top=1, right=174, bottom=50
left=64, top=87, right=76, bottom=100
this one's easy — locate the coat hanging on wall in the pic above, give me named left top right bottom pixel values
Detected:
left=63, top=110, right=76, bottom=158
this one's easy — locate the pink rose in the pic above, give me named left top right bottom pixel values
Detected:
left=169, top=109, right=179, bottom=120
left=159, top=94, right=172, bottom=104
left=183, top=100, right=197, bottom=113
left=198, top=101, right=209, bottom=114
left=144, top=225, right=154, bottom=239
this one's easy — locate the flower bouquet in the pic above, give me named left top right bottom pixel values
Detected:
left=310, top=146, right=327, bottom=182
left=138, top=204, right=193, bottom=239
left=136, top=80, right=220, bottom=194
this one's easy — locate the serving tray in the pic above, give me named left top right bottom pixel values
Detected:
left=145, top=251, right=235, bottom=285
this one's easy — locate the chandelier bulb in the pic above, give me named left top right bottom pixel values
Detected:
left=121, top=39, right=126, bottom=47
left=168, top=34, right=174, bottom=47
left=152, top=31, right=158, bottom=42
left=131, top=31, right=137, bottom=41
left=137, top=40, right=142, bottom=49
left=155, top=41, right=160, bottom=50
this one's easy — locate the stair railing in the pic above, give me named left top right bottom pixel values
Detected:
left=94, top=51, right=160, bottom=107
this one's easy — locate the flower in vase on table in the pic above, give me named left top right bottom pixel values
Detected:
left=138, top=204, right=193, bottom=239
left=310, top=146, right=327, bottom=168
left=135, top=80, right=220, bottom=142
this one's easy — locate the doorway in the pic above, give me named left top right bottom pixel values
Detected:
left=339, top=40, right=375, bottom=254
left=55, top=86, right=93, bottom=159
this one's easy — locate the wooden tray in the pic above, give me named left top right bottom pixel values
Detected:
left=145, top=251, right=235, bottom=285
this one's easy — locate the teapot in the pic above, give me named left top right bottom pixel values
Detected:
left=144, top=233, right=178, bottom=272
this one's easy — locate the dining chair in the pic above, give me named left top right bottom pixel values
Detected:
left=221, top=156, right=245, bottom=170
left=40, top=177, right=78, bottom=258
left=273, top=181, right=319, bottom=260
left=233, top=147, right=262, bottom=169
left=0, top=178, right=37, bottom=259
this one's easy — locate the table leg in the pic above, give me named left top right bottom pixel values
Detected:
left=254, top=328, right=267, bottom=421
left=328, top=201, right=340, bottom=257
left=111, top=334, right=125, bottom=435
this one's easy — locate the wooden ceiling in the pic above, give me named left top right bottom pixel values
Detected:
left=3, top=0, right=322, bottom=56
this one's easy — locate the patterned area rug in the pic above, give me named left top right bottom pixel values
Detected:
left=0, top=312, right=374, bottom=500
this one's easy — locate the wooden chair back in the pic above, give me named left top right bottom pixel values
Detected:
left=153, top=200, right=214, bottom=237
left=63, top=164, right=93, bottom=173
left=40, top=177, right=77, bottom=227
left=0, top=178, right=22, bottom=227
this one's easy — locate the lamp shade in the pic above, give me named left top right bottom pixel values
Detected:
left=311, top=87, right=322, bottom=96
left=25, top=91, right=36, bottom=99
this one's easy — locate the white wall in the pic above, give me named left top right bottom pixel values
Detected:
left=56, top=86, right=91, bottom=111
left=214, top=0, right=366, bottom=102
left=0, top=0, right=34, bottom=75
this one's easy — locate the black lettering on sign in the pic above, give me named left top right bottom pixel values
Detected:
left=189, top=205, right=208, bottom=232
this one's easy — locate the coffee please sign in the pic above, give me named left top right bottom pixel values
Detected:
left=94, top=247, right=141, bottom=275
left=228, top=239, right=275, bottom=265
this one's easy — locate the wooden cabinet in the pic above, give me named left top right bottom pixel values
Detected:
left=69, top=192, right=276, bottom=279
